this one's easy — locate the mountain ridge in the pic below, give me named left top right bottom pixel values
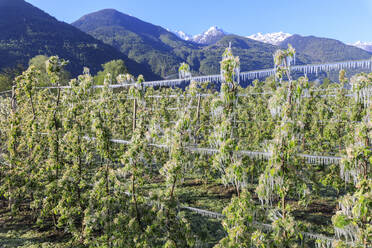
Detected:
left=73, top=8, right=370, bottom=79
left=192, top=26, right=226, bottom=45
left=72, top=10, right=290, bottom=78
left=72, top=9, right=200, bottom=78
left=172, top=26, right=226, bottom=45
left=0, top=0, right=157, bottom=78
left=352, top=41, right=372, bottom=53
left=247, top=32, right=292, bottom=45
left=280, top=34, right=372, bottom=63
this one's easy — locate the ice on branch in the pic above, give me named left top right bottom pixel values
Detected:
left=220, top=43, right=240, bottom=86
left=350, top=74, right=372, bottom=107
left=178, top=62, right=192, bottom=79
left=117, top=73, right=135, bottom=84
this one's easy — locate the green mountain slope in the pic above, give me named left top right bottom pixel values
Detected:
left=197, top=35, right=311, bottom=75
left=280, top=34, right=372, bottom=62
left=74, top=9, right=372, bottom=80
left=0, top=0, right=157, bottom=79
left=72, top=9, right=304, bottom=78
left=72, top=9, right=200, bottom=78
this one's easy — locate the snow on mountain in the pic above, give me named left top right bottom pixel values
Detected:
left=192, top=26, right=226, bottom=45
left=172, top=26, right=226, bottom=45
left=173, top=30, right=192, bottom=41
left=174, top=28, right=293, bottom=46
left=247, top=32, right=292, bottom=45
left=351, top=41, right=372, bottom=53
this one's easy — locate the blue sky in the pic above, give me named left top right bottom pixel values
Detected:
left=26, top=0, right=372, bottom=43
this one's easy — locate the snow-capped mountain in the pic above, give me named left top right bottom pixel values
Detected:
left=247, top=32, right=292, bottom=45
left=173, top=26, right=226, bottom=45
left=192, top=26, right=226, bottom=45
left=173, top=30, right=192, bottom=41
left=351, top=41, right=372, bottom=53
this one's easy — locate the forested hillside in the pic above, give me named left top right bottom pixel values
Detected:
left=0, top=0, right=157, bottom=79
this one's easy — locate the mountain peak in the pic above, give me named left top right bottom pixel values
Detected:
left=74, top=9, right=133, bottom=25
left=351, top=41, right=372, bottom=52
left=85, top=8, right=136, bottom=18
left=172, top=26, right=226, bottom=45
left=97, top=8, right=120, bottom=13
left=174, top=30, right=192, bottom=41
left=247, top=32, right=292, bottom=45
left=194, top=26, right=226, bottom=45
left=72, top=8, right=170, bottom=37
left=206, top=26, right=224, bottom=33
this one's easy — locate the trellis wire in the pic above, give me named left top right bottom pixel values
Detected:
left=181, top=205, right=355, bottom=246
left=1, top=58, right=370, bottom=96
left=299, top=154, right=341, bottom=165
left=23, top=134, right=342, bottom=166
left=7, top=130, right=345, bottom=168
left=291, top=59, right=372, bottom=76
left=0, top=86, right=361, bottom=102
left=108, top=138, right=341, bottom=165
left=118, top=185, right=351, bottom=246
left=140, top=58, right=372, bottom=87
left=181, top=206, right=224, bottom=219
left=0, top=90, right=12, bottom=95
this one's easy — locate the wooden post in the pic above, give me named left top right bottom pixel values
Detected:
left=8, top=86, right=16, bottom=210
left=133, top=98, right=137, bottom=131
left=11, top=85, right=16, bottom=111
left=194, top=94, right=202, bottom=143
left=196, top=94, right=201, bottom=123
left=301, top=235, right=305, bottom=248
